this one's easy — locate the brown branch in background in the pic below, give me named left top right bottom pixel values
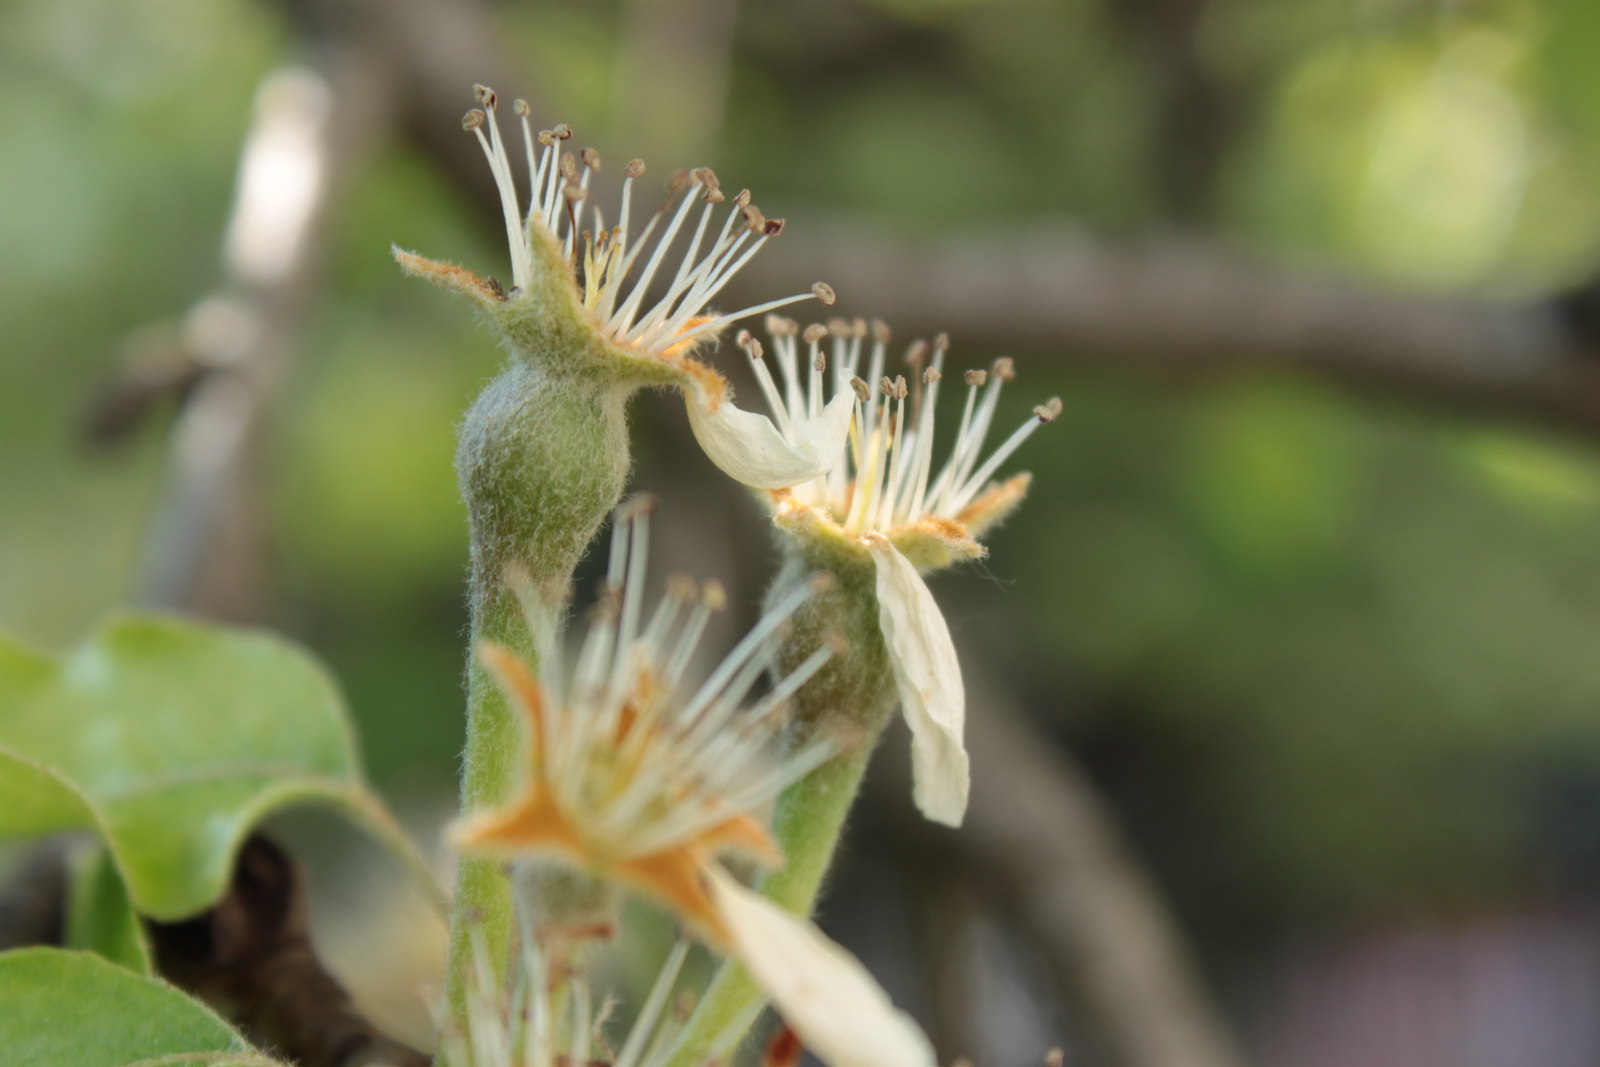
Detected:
left=277, top=0, right=1600, bottom=438
left=133, top=51, right=392, bottom=620
left=91, top=27, right=434, bottom=1067
left=1109, top=0, right=1246, bottom=223
left=150, top=835, right=430, bottom=1067
left=872, top=664, right=1248, bottom=1067
left=729, top=224, right=1600, bottom=434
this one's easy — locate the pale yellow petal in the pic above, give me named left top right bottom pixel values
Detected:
left=685, top=387, right=853, bottom=490
left=865, top=534, right=969, bottom=827
left=705, top=866, right=936, bottom=1067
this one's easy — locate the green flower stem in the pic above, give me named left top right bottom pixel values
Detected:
left=662, top=739, right=877, bottom=1067
left=663, top=556, right=898, bottom=1067
left=440, top=352, right=633, bottom=1029
left=442, top=584, right=552, bottom=1020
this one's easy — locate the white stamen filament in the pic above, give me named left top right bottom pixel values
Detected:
left=464, top=88, right=828, bottom=362
left=742, top=323, right=1055, bottom=537
left=499, top=499, right=834, bottom=864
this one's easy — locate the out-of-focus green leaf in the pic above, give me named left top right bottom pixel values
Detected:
left=0, top=947, right=280, bottom=1067
left=65, top=844, right=151, bottom=975
left=0, top=614, right=437, bottom=920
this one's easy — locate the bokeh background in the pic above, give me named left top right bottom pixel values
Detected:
left=8, top=1, right=1600, bottom=1065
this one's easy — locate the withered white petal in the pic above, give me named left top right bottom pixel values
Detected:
left=866, top=535, right=969, bottom=827
left=685, top=386, right=854, bottom=491
left=706, top=867, right=936, bottom=1067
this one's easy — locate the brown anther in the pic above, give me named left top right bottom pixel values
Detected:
left=462, top=109, right=486, bottom=131
left=880, top=376, right=895, bottom=397
left=581, top=147, right=600, bottom=171
left=537, top=129, right=556, bottom=146
left=744, top=337, right=765, bottom=360
left=802, top=324, right=829, bottom=345
left=563, top=184, right=587, bottom=202
left=667, top=574, right=699, bottom=602
left=992, top=356, right=1016, bottom=381
left=705, top=188, right=726, bottom=204
left=693, top=167, right=721, bottom=194
left=741, top=205, right=767, bottom=232
left=812, top=282, right=837, bottom=306
left=484, top=276, right=506, bottom=298
left=553, top=123, right=573, bottom=139
left=924, top=368, right=942, bottom=384
left=905, top=340, right=930, bottom=367
left=934, top=331, right=950, bottom=350
left=763, top=218, right=785, bottom=236
left=766, top=315, right=798, bottom=336
left=809, top=572, right=838, bottom=596
left=827, top=318, right=850, bottom=337
left=894, top=375, right=909, bottom=400
left=513, top=98, right=530, bottom=116
left=964, top=369, right=988, bottom=387
left=473, top=84, right=496, bottom=107
left=814, top=353, right=827, bottom=373
left=1034, top=397, right=1063, bottom=423
left=736, top=328, right=752, bottom=348
left=701, top=580, right=728, bottom=612
left=872, top=319, right=891, bottom=344
left=625, top=158, right=646, bottom=178
left=666, top=168, right=690, bottom=194
left=850, top=376, right=871, bottom=402
left=735, top=189, right=751, bottom=206
left=560, top=152, right=577, bottom=179
left=853, top=318, right=868, bottom=338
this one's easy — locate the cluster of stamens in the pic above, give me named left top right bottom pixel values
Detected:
left=519, top=497, right=838, bottom=861
left=463, top=85, right=831, bottom=358
left=738, top=318, right=1061, bottom=536
left=445, top=919, right=695, bottom=1067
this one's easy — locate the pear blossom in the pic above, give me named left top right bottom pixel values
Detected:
left=746, top=320, right=1060, bottom=826
left=452, top=499, right=934, bottom=1067
left=397, top=85, right=851, bottom=490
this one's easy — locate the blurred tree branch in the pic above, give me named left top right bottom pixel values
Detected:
left=272, top=0, right=1600, bottom=438
left=871, top=669, right=1247, bottom=1067
left=732, top=225, right=1600, bottom=435
left=134, top=50, right=391, bottom=619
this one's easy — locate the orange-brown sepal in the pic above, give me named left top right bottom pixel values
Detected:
left=392, top=246, right=504, bottom=306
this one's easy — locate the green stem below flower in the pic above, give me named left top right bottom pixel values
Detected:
left=442, top=586, right=554, bottom=1024
left=661, top=737, right=878, bottom=1067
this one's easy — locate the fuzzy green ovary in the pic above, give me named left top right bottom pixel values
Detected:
left=457, top=358, right=631, bottom=626
left=766, top=550, right=896, bottom=744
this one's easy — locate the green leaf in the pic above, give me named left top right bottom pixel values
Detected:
left=0, top=614, right=439, bottom=920
left=66, top=844, right=152, bottom=975
left=0, top=947, right=283, bottom=1067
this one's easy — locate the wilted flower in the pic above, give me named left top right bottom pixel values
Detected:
left=744, top=319, right=1060, bottom=826
left=452, top=499, right=934, bottom=1067
left=395, top=86, right=851, bottom=492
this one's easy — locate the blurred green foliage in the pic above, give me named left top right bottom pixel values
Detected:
left=9, top=0, right=1600, bottom=966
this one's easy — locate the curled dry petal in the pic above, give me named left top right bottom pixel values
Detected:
left=706, top=866, right=936, bottom=1067
left=685, top=386, right=855, bottom=491
left=865, top=535, right=970, bottom=827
